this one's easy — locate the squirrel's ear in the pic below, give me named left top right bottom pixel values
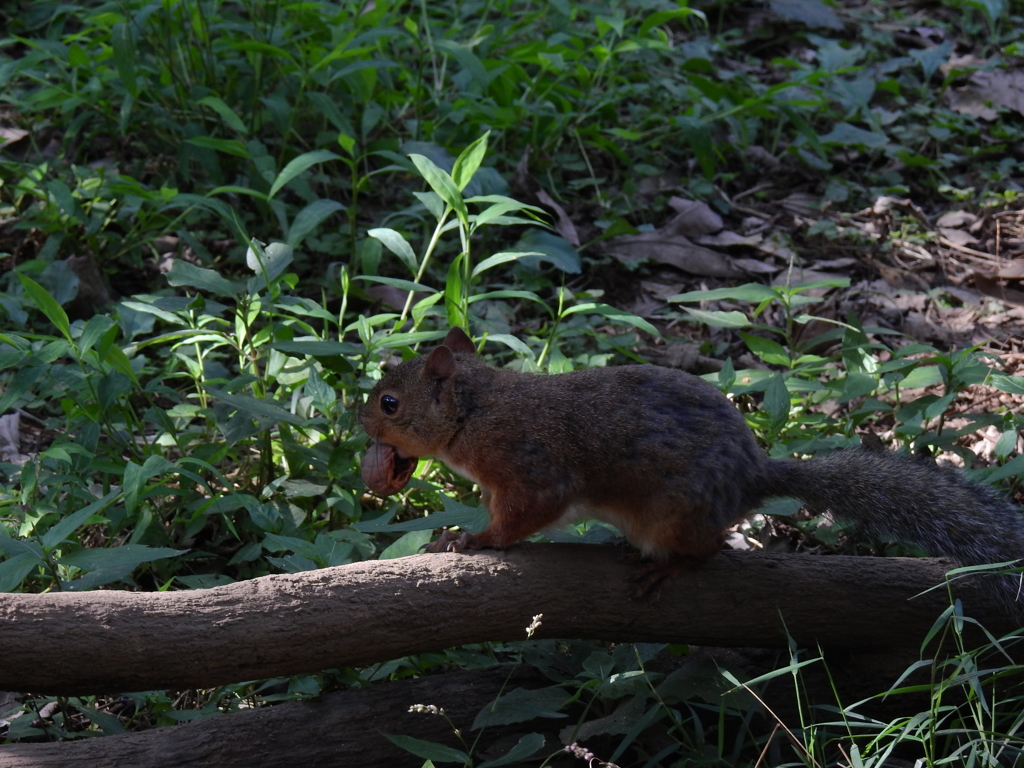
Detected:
left=424, top=345, right=456, bottom=382
left=442, top=327, right=476, bottom=356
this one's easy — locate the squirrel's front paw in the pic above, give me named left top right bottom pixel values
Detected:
left=425, top=530, right=484, bottom=553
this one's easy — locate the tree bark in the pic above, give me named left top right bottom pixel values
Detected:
left=0, top=545, right=1010, bottom=695
left=0, top=666, right=550, bottom=768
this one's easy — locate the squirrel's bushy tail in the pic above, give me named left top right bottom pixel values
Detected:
left=763, top=449, right=1024, bottom=616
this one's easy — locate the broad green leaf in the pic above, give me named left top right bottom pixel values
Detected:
left=185, top=136, right=251, bottom=158
left=445, top=253, right=467, bottom=328
left=79, top=315, right=116, bottom=358
left=472, top=251, right=545, bottom=278
left=763, top=374, right=791, bottom=436
left=682, top=307, right=751, bottom=329
left=381, top=734, right=469, bottom=764
left=58, top=544, right=185, bottom=572
left=45, top=179, right=84, bottom=221
left=354, top=496, right=488, bottom=533
left=196, top=95, right=248, bottom=134
left=0, top=552, right=43, bottom=592
left=368, top=228, right=419, bottom=274
left=818, top=123, right=887, bottom=149
left=638, top=8, right=704, bottom=36
left=512, top=229, right=581, bottom=273
left=477, top=734, right=546, bottom=768
left=670, top=284, right=777, bottom=304
left=0, top=365, right=47, bottom=415
left=409, top=154, right=467, bottom=221
left=123, top=455, right=178, bottom=514
left=896, top=366, right=942, bottom=389
left=41, top=489, right=119, bottom=550
left=379, top=529, right=433, bottom=559
left=563, top=303, right=660, bottom=337
left=472, top=687, right=570, bottom=728
left=989, top=373, right=1024, bottom=395
left=358, top=276, right=434, bottom=293
left=17, top=273, right=71, bottom=341
left=205, top=387, right=307, bottom=425
left=245, top=242, right=293, bottom=282
left=451, top=131, right=490, bottom=191
left=677, top=115, right=715, bottom=179
left=269, top=150, right=341, bottom=199
left=434, top=39, right=490, bottom=92
left=739, top=332, right=790, bottom=366
left=166, top=260, right=241, bottom=297
left=110, top=23, right=137, bottom=96
left=288, top=199, right=346, bottom=247
left=269, top=340, right=359, bottom=356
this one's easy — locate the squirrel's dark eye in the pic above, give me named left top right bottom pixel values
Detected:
left=380, top=394, right=399, bottom=415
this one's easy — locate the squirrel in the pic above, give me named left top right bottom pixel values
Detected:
left=360, top=327, right=1024, bottom=612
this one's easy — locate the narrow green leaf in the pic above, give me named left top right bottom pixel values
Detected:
left=205, top=387, right=307, bottom=425
left=0, top=365, right=47, bottom=415
left=185, top=136, right=251, bottom=158
left=166, top=260, right=241, bottom=297
left=471, top=251, right=545, bottom=278
left=381, top=734, right=469, bottom=764
left=563, top=303, right=661, bottom=337
left=0, top=552, right=43, bottom=592
left=41, top=489, right=119, bottom=551
left=477, top=734, right=545, bottom=768
left=409, top=154, right=466, bottom=221
left=110, top=23, right=138, bottom=96
left=763, top=374, right=791, bottom=436
left=682, top=307, right=751, bottom=329
left=269, top=340, right=360, bottom=356
left=58, top=544, right=185, bottom=573
left=368, top=228, right=419, bottom=274
left=358, top=275, right=434, bottom=293
left=17, top=273, right=71, bottom=341
left=379, top=529, right=433, bottom=559
left=451, top=131, right=490, bottom=191
left=739, top=332, right=791, bottom=366
left=197, top=95, right=248, bottom=134
left=670, top=284, right=778, bottom=304
left=269, top=150, right=341, bottom=199
left=472, top=687, right=570, bottom=728
left=638, top=8, right=704, bottom=36
left=445, top=253, right=468, bottom=329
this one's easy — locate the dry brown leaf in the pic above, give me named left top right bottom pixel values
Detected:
left=665, top=197, right=723, bottom=237
left=938, top=227, right=979, bottom=246
left=969, top=70, right=1024, bottom=117
left=754, top=230, right=797, bottom=262
left=935, top=210, right=977, bottom=228
left=948, top=86, right=999, bottom=121
left=777, top=192, right=819, bottom=218
left=695, top=230, right=764, bottom=247
left=991, top=259, right=1024, bottom=279
left=0, top=127, right=28, bottom=147
left=606, top=232, right=743, bottom=277
left=813, top=257, right=858, bottom=270
left=733, top=258, right=780, bottom=274
left=974, top=271, right=1024, bottom=306
left=535, top=188, right=580, bottom=246
left=772, top=267, right=842, bottom=289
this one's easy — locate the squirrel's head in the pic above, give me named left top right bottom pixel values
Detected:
left=359, top=327, right=477, bottom=494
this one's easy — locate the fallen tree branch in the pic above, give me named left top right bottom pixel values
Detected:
left=0, top=545, right=1010, bottom=694
left=0, top=666, right=549, bottom=768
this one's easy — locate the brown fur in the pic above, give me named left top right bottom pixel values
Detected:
left=360, top=328, right=1024, bottom=612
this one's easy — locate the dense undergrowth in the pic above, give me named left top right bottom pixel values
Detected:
left=2, top=0, right=1024, bottom=764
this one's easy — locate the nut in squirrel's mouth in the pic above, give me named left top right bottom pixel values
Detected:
left=361, top=442, right=417, bottom=495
